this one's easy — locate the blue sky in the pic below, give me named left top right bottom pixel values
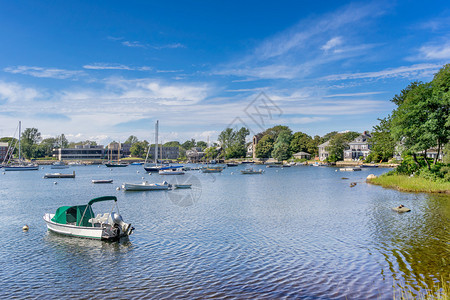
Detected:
left=0, top=1, right=449, bottom=144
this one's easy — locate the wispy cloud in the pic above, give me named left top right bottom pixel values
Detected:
left=0, top=80, right=41, bottom=103
left=322, top=64, right=441, bottom=81
left=122, top=40, right=146, bottom=48
left=83, top=63, right=152, bottom=71
left=4, top=66, right=85, bottom=79
left=215, top=2, right=386, bottom=80
left=150, top=43, right=185, bottom=50
left=418, top=40, right=450, bottom=60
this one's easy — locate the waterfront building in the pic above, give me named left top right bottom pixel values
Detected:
left=186, top=147, right=205, bottom=163
left=0, top=142, right=8, bottom=161
left=106, top=142, right=131, bottom=160
left=293, top=151, right=311, bottom=160
left=53, top=144, right=105, bottom=160
left=344, top=131, right=372, bottom=161
left=318, top=140, right=330, bottom=161
left=147, top=146, right=179, bottom=160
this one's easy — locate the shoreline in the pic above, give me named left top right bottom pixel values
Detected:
left=367, top=174, right=450, bottom=194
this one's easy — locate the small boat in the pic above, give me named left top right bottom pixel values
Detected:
left=201, top=166, right=224, bottom=173
left=361, top=164, right=378, bottom=168
left=51, top=161, right=69, bottom=169
left=105, top=163, right=128, bottom=167
left=312, top=163, right=328, bottom=167
left=173, top=184, right=192, bottom=189
left=130, top=162, right=144, bottom=165
left=68, top=161, right=85, bottom=166
left=43, top=195, right=134, bottom=241
left=159, top=169, right=185, bottom=175
left=226, top=162, right=239, bottom=167
left=339, top=167, right=362, bottom=172
left=92, top=179, right=113, bottom=184
left=241, top=168, right=264, bottom=174
left=392, top=205, right=411, bottom=213
left=44, top=171, right=76, bottom=178
left=122, top=181, right=170, bottom=191
left=282, top=164, right=291, bottom=168
left=3, top=164, right=39, bottom=171
left=266, top=164, right=282, bottom=168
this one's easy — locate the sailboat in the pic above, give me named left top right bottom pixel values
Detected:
left=144, top=120, right=163, bottom=172
left=105, top=141, right=128, bottom=167
left=2, top=121, right=39, bottom=171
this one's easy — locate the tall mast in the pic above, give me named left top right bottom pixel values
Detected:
left=18, top=121, right=21, bottom=161
left=155, top=120, right=159, bottom=164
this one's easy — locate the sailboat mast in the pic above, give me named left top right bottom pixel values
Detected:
left=18, top=121, right=21, bottom=161
left=155, top=120, right=159, bottom=164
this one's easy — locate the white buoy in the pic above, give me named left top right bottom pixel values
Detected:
left=137, top=171, right=140, bottom=173
left=231, top=172, right=234, bottom=175
left=335, top=170, right=338, bottom=172
left=2, top=172, right=5, bottom=175
left=98, top=165, right=100, bottom=168
left=23, top=225, right=29, bottom=231
left=54, top=182, right=57, bottom=185
left=276, top=170, right=279, bottom=172
left=142, top=177, right=144, bottom=179
left=116, top=187, right=120, bottom=190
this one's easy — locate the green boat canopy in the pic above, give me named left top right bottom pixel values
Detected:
left=51, top=205, right=95, bottom=227
left=51, top=196, right=116, bottom=227
left=88, top=196, right=117, bottom=206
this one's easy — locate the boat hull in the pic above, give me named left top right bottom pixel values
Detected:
left=122, top=182, right=169, bottom=191
left=43, top=213, right=104, bottom=240
left=3, top=165, right=39, bottom=171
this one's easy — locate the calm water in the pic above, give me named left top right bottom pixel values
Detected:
left=0, top=164, right=448, bottom=299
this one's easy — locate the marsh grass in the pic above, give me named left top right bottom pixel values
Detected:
left=368, top=174, right=450, bottom=194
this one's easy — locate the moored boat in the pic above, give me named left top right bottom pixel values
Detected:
left=43, top=196, right=134, bottom=241
left=51, top=161, right=69, bottom=169
left=122, top=181, right=170, bottom=191
left=241, top=168, right=264, bottom=174
left=92, top=179, right=113, bottom=184
left=44, top=171, right=76, bottom=178
left=173, top=184, right=192, bottom=189
left=201, top=166, right=224, bottom=173
left=339, top=167, right=362, bottom=171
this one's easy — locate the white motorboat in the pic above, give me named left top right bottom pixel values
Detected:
left=44, top=171, right=76, bottom=178
left=241, top=168, right=264, bottom=174
left=43, top=196, right=134, bottom=241
left=173, top=184, right=192, bottom=189
left=159, top=166, right=185, bottom=175
left=92, top=179, right=113, bottom=184
left=339, top=167, right=362, bottom=171
left=122, top=181, right=170, bottom=191
left=51, top=161, right=69, bottom=169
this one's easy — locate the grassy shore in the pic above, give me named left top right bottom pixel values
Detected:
left=394, top=278, right=449, bottom=300
left=368, top=174, right=450, bottom=194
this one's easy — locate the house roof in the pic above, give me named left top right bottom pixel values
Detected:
left=293, top=151, right=311, bottom=156
left=318, top=140, right=330, bottom=147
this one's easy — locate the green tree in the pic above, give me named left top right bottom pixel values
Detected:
left=21, top=128, right=41, bottom=159
left=263, top=125, right=292, bottom=141
left=368, top=117, right=395, bottom=162
left=290, top=132, right=312, bottom=154
left=218, top=127, right=250, bottom=159
left=182, top=139, right=196, bottom=150
left=196, top=141, right=208, bottom=149
left=40, top=138, right=58, bottom=157
left=55, top=134, right=69, bottom=148
left=125, top=135, right=139, bottom=145
left=130, top=141, right=149, bottom=158
left=272, top=130, right=292, bottom=161
left=326, top=134, right=348, bottom=162
left=164, top=141, right=181, bottom=148
left=321, top=131, right=338, bottom=144
left=255, top=135, right=274, bottom=159
left=205, top=147, right=218, bottom=160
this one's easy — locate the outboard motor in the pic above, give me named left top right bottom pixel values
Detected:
left=109, top=212, right=133, bottom=236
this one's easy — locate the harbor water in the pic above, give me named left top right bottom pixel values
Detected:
left=0, top=164, right=448, bottom=299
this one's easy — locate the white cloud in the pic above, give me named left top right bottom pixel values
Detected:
left=321, top=37, right=343, bottom=51
left=83, top=63, right=152, bottom=71
left=322, top=64, right=441, bottom=81
left=418, top=41, right=450, bottom=60
left=0, top=80, right=41, bottom=102
left=4, top=66, right=85, bottom=79
left=122, top=41, right=145, bottom=48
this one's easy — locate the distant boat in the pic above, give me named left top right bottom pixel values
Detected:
left=68, top=161, right=85, bottom=166
left=339, top=167, right=362, bottom=172
left=105, top=141, right=128, bottom=167
left=241, top=168, right=264, bottom=174
left=266, top=164, right=282, bottom=168
left=122, top=181, right=170, bottom=191
left=92, top=179, right=113, bottom=184
left=130, top=162, right=144, bottom=165
left=44, top=171, right=76, bottom=178
left=2, top=121, right=38, bottom=171
left=201, top=166, right=224, bottom=173
left=51, top=161, right=69, bottom=169
left=173, top=184, right=192, bottom=189
left=226, top=162, right=239, bottom=167
left=43, top=195, right=134, bottom=241
left=159, top=166, right=185, bottom=175
left=361, top=164, right=378, bottom=168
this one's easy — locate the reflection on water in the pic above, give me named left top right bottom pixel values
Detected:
left=0, top=164, right=448, bottom=299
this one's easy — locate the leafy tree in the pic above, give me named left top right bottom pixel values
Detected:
left=307, top=135, right=322, bottom=157
left=54, top=134, right=69, bottom=148
left=368, top=117, right=395, bottom=162
left=125, top=135, right=139, bottom=145
left=130, top=141, right=149, bottom=158
left=218, top=127, right=250, bottom=159
left=40, top=138, right=58, bottom=157
left=205, top=147, right=218, bottom=160
left=326, top=134, right=348, bottom=162
left=341, top=131, right=360, bottom=142
left=182, top=139, right=196, bottom=150
left=272, top=130, right=292, bottom=161
left=21, top=128, right=41, bottom=159
left=164, top=141, right=181, bottom=148
left=263, top=125, right=291, bottom=141
left=196, top=141, right=207, bottom=150
left=255, top=135, right=274, bottom=159
left=290, top=132, right=312, bottom=154
left=321, top=131, right=338, bottom=144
